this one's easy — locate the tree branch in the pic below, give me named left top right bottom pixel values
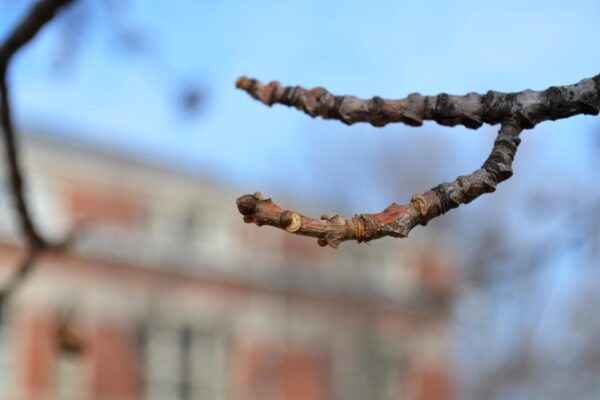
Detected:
left=0, top=73, right=43, bottom=245
left=0, top=0, right=75, bottom=300
left=236, top=73, right=600, bottom=247
left=236, top=75, right=600, bottom=129
left=0, top=242, right=42, bottom=303
left=237, top=120, right=522, bottom=248
left=0, top=0, right=74, bottom=68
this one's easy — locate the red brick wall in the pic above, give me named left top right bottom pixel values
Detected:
left=88, top=324, right=140, bottom=400
left=281, top=348, right=329, bottom=400
left=18, top=313, right=57, bottom=400
left=407, top=365, right=453, bottom=400
left=233, top=342, right=280, bottom=400
left=232, top=342, right=330, bottom=400
left=64, top=183, right=140, bottom=227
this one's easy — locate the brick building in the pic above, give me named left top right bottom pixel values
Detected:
left=0, top=131, right=455, bottom=400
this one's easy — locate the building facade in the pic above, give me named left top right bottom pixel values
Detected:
left=0, top=132, right=455, bottom=400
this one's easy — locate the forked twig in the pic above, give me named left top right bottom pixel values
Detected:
left=0, top=0, right=75, bottom=300
left=235, top=75, right=600, bottom=247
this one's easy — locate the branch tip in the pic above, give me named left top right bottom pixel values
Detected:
left=236, top=194, right=257, bottom=216
left=235, top=76, right=253, bottom=90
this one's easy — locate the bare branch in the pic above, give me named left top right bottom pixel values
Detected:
left=236, top=75, right=600, bottom=129
left=234, top=73, right=600, bottom=246
left=0, top=76, right=45, bottom=245
left=0, top=0, right=74, bottom=68
left=0, top=0, right=76, bottom=300
left=0, top=0, right=74, bottom=246
left=0, top=243, right=42, bottom=303
left=237, top=119, right=522, bottom=248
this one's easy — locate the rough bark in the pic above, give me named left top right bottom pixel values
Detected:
left=236, top=74, right=600, bottom=247
left=236, top=75, right=600, bottom=129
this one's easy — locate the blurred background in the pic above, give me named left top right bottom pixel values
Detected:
left=0, top=0, right=599, bottom=399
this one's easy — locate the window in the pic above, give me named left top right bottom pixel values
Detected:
left=140, top=323, right=229, bottom=400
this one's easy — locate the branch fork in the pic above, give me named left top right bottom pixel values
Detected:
left=235, top=74, right=600, bottom=247
left=0, top=0, right=75, bottom=301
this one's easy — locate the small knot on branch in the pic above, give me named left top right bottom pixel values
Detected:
left=280, top=210, right=302, bottom=232
left=350, top=215, right=368, bottom=243
left=261, top=81, right=281, bottom=105
left=410, top=194, right=429, bottom=217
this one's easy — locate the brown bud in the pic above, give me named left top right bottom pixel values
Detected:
left=317, top=238, right=328, bottom=247
left=280, top=210, right=293, bottom=227
left=236, top=194, right=257, bottom=216
left=243, top=215, right=254, bottom=224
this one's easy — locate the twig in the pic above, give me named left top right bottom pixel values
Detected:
left=0, top=0, right=75, bottom=68
left=236, top=75, right=600, bottom=128
left=236, top=74, right=600, bottom=247
left=0, top=243, right=42, bottom=303
left=238, top=120, right=522, bottom=248
left=0, top=0, right=75, bottom=300
left=0, top=76, right=44, bottom=245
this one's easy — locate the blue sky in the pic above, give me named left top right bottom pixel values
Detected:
left=0, top=0, right=598, bottom=233
left=2, top=0, right=599, bottom=207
